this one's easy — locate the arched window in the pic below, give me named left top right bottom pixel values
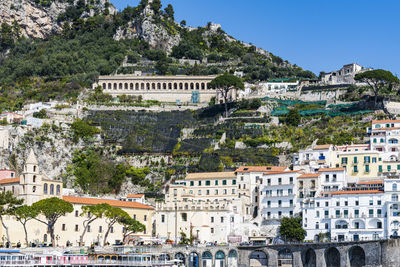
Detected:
left=43, top=183, right=48, bottom=194
left=50, top=184, right=54, bottom=195
left=124, top=83, right=128, bottom=90
left=113, top=83, right=117, bottom=90
left=130, top=83, right=134, bottom=90
left=33, top=175, right=36, bottom=183
left=174, top=83, right=177, bottom=89
left=196, top=83, right=200, bottom=90
left=56, top=185, right=61, bottom=195
left=394, top=184, right=398, bottom=191
left=152, top=83, right=156, bottom=90
left=33, top=186, right=36, bottom=193
left=392, top=194, right=399, bottom=202
left=147, top=83, right=150, bottom=90
left=136, top=83, right=139, bottom=90
left=157, top=83, right=161, bottom=90
left=108, top=83, right=112, bottom=90
left=163, top=83, right=167, bottom=90
left=119, top=83, right=123, bottom=90
left=102, top=83, right=106, bottom=89
left=33, top=166, right=36, bottom=172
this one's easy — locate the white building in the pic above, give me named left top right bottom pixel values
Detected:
left=320, top=63, right=371, bottom=85
left=303, top=178, right=400, bottom=242
left=293, top=144, right=337, bottom=172
left=370, top=119, right=400, bottom=161
left=259, top=80, right=299, bottom=95
left=260, top=170, right=300, bottom=238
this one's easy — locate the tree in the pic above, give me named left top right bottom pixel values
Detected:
left=103, top=205, right=130, bottom=246
left=70, top=119, right=100, bottom=141
left=209, top=73, right=244, bottom=117
left=32, top=197, right=74, bottom=247
left=164, top=4, right=174, bottom=20
left=0, top=191, right=23, bottom=244
left=120, top=217, right=146, bottom=244
left=355, top=69, right=400, bottom=108
left=14, top=205, right=39, bottom=247
left=278, top=217, right=306, bottom=242
left=286, top=109, right=301, bottom=126
left=79, top=203, right=109, bottom=246
left=180, top=20, right=186, bottom=27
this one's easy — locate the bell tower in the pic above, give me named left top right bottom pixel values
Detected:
left=20, top=149, right=42, bottom=205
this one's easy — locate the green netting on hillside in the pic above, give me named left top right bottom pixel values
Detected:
left=261, top=96, right=327, bottom=106
left=265, top=97, right=373, bottom=117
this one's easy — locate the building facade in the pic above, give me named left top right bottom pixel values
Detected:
left=320, top=63, right=371, bottom=85
left=93, top=74, right=225, bottom=104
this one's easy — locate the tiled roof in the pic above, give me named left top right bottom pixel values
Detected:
left=298, top=173, right=320, bottom=178
left=185, top=172, right=236, bottom=180
left=313, top=144, right=332, bottom=150
left=330, top=190, right=383, bottom=195
left=127, top=194, right=144, bottom=198
left=318, top=168, right=345, bottom=172
left=63, top=196, right=154, bottom=210
left=235, top=166, right=287, bottom=173
left=0, top=178, right=20, bottom=185
left=357, top=181, right=383, bottom=185
left=372, top=120, right=400, bottom=124
left=263, top=170, right=300, bottom=175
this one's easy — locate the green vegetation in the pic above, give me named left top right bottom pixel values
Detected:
left=279, top=217, right=306, bottom=242
left=71, top=149, right=127, bottom=194
left=355, top=69, right=400, bottom=107
left=14, top=205, right=39, bottom=247
left=0, top=191, right=24, bottom=244
left=70, top=119, right=100, bottom=141
left=210, top=73, right=244, bottom=117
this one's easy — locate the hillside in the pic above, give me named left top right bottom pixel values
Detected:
left=0, top=0, right=315, bottom=112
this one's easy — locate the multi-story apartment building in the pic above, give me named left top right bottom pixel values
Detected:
left=293, top=144, right=337, bottom=172
left=235, top=166, right=287, bottom=221
left=260, top=170, right=300, bottom=220
left=303, top=178, right=400, bottom=242
left=155, top=172, right=248, bottom=244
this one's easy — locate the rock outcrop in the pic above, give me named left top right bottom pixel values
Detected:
left=114, top=1, right=181, bottom=52
left=0, top=0, right=115, bottom=39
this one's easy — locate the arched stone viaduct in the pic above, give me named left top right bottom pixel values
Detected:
left=150, top=240, right=400, bottom=267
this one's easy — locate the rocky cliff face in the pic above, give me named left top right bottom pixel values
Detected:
left=114, top=2, right=181, bottom=52
left=0, top=0, right=115, bottom=39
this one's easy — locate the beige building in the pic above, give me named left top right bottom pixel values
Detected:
left=93, top=74, right=225, bottom=103
left=0, top=149, right=154, bottom=247
left=155, top=172, right=249, bottom=244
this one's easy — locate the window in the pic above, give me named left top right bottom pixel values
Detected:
left=32, top=186, right=36, bottom=193
left=278, top=178, right=282, bottom=184
left=205, top=180, right=211, bottom=186
left=336, top=201, right=340, bottom=206
left=173, top=189, right=177, bottom=196
left=33, top=175, right=36, bottom=183
left=232, top=189, right=235, bottom=194
left=215, top=180, right=218, bottom=185
left=378, top=200, right=382, bottom=205
left=392, top=194, right=398, bottom=201
left=316, top=211, right=320, bottom=217
left=379, top=166, right=383, bottom=172
left=372, top=157, right=377, bottom=163
left=144, top=215, right=147, bottom=221
left=211, top=217, right=214, bottom=223
left=325, top=223, right=329, bottom=229
left=198, top=190, right=202, bottom=195
left=289, top=177, right=293, bottom=184
left=353, top=157, right=358, bottom=163
left=75, top=225, right=79, bottom=232
left=364, top=156, right=370, bottom=163
left=341, top=157, right=348, bottom=164
left=133, top=215, right=136, bottom=220
left=365, top=165, right=370, bottom=173
left=369, top=209, right=374, bottom=217
left=388, top=165, right=392, bottom=171
left=377, top=221, right=382, bottom=229
left=190, top=181, right=194, bottom=186
left=325, top=174, right=329, bottom=182
left=223, top=189, right=227, bottom=194
left=99, top=226, right=102, bottom=233
left=267, top=201, right=271, bottom=207
left=324, top=210, right=329, bottom=218
left=289, top=199, right=293, bottom=206
left=222, top=180, right=227, bottom=185
left=62, top=224, right=66, bottom=231
left=221, top=217, right=224, bottom=223
left=88, top=225, right=91, bottom=232
left=369, top=200, right=373, bottom=206
left=50, top=184, right=54, bottom=195
left=110, top=226, right=114, bottom=233
left=75, top=210, right=79, bottom=217
left=288, top=189, right=293, bottom=195
left=231, top=216, right=234, bottom=222
left=211, top=228, right=214, bottom=234
left=278, top=200, right=282, bottom=207
left=215, top=189, right=219, bottom=195
left=161, top=215, right=165, bottom=223
left=344, top=201, right=348, bottom=206
left=336, top=210, right=340, bottom=218
left=267, top=179, right=271, bottom=185
left=373, top=138, right=377, bottom=143
left=232, top=180, right=236, bottom=185
left=316, top=222, right=319, bottom=229
left=353, top=166, right=358, bottom=173
left=378, top=209, right=382, bottom=217
left=198, top=181, right=202, bottom=186
left=56, top=185, right=61, bottom=195
left=206, top=190, right=210, bottom=195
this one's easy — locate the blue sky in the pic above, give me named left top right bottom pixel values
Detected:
left=110, top=0, right=400, bottom=76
